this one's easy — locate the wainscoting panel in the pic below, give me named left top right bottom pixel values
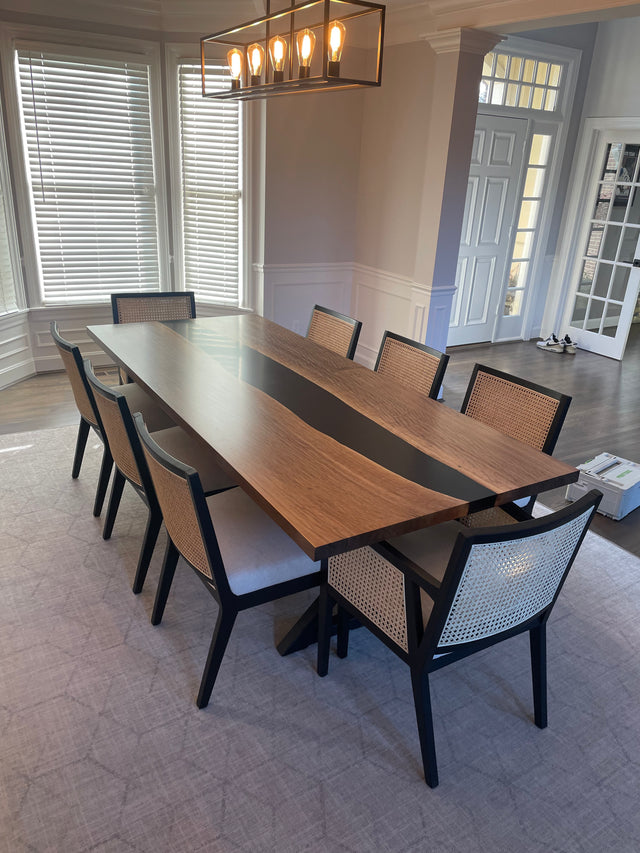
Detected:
left=352, top=264, right=430, bottom=368
left=0, top=311, right=34, bottom=390
left=263, top=262, right=353, bottom=338
left=30, top=304, right=115, bottom=374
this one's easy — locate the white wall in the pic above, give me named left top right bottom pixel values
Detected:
left=355, top=41, right=434, bottom=280
left=582, top=17, right=640, bottom=116
left=262, top=87, right=365, bottom=334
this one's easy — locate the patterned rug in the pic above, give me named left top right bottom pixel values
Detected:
left=1, top=425, right=640, bottom=852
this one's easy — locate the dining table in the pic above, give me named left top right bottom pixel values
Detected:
left=88, top=313, right=578, bottom=651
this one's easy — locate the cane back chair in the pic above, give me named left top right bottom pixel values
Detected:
left=85, top=362, right=235, bottom=593
left=50, top=321, right=113, bottom=517
left=134, top=412, right=322, bottom=709
left=317, top=490, right=601, bottom=787
left=111, top=291, right=197, bottom=382
left=460, top=364, right=571, bottom=524
left=111, top=291, right=196, bottom=324
left=374, top=331, right=449, bottom=400
left=306, top=305, right=362, bottom=360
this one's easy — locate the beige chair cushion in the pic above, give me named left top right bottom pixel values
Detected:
left=120, top=383, right=175, bottom=432
left=151, top=427, right=236, bottom=495
left=204, top=487, right=318, bottom=596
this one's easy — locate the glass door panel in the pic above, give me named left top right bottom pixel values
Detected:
left=566, top=137, right=640, bottom=359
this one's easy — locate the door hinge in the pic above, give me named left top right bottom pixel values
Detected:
left=634, top=259, right=640, bottom=267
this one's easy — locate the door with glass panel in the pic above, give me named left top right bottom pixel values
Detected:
left=565, top=139, right=640, bottom=360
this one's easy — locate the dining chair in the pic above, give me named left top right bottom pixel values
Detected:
left=111, top=291, right=197, bottom=383
left=50, top=321, right=113, bottom=517
left=306, top=304, right=362, bottom=360
left=374, top=331, right=449, bottom=399
left=459, top=363, right=572, bottom=524
left=133, top=412, right=322, bottom=709
left=111, top=291, right=196, bottom=324
left=85, top=362, right=235, bottom=594
left=317, top=489, right=602, bottom=787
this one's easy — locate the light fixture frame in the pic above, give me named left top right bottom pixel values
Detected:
left=201, top=0, right=385, bottom=101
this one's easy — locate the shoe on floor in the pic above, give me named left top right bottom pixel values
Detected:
left=562, top=334, right=577, bottom=354
left=536, top=333, right=564, bottom=353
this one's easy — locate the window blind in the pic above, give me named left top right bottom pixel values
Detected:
left=0, top=182, right=18, bottom=315
left=17, top=48, right=160, bottom=304
left=178, top=63, right=241, bottom=306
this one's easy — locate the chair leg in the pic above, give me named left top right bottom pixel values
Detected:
left=317, top=583, right=333, bottom=677
left=151, top=539, right=180, bottom=626
left=530, top=624, right=548, bottom=729
left=196, top=607, right=237, bottom=709
left=336, top=605, right=350, bottom=659
left=72, top=418, right=90, bottom=479
left=92, top=446, right=113, bottom=517
left=132, top=507, right=163, bottom=594
left=102, top=469, right=125, bottom=540
left=410, top=667, right=439, bottom=788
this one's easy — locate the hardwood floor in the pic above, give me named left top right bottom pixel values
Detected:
left=1, top=328, right=639, bottom=554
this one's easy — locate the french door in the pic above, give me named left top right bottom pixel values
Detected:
left=564, top=136, right=640, bottom=360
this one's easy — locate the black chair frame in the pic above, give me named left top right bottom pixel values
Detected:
left=318, top=490, right=602, bottom=788
left=134, top=412, right=324, bottom=709
left=50, top=322, right=113, bottom=517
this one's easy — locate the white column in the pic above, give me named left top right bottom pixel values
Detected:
left=413, top=28, right=503, bottom=353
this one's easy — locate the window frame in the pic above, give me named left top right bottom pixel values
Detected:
left=165, top=44, right=251, bottom=311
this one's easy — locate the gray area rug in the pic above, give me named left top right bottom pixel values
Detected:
left=1, top=425, right=639, bottom=852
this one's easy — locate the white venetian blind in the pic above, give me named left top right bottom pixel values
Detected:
left=178, top=63, right=241, bottom=306
left=17, top=48, right=160, bottom=304
left=0, top=181, right=18, bottom=315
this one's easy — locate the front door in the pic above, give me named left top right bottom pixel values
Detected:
left=564, top=137, right=640, bottom=360
left=449, top=114, right=527, bottom=347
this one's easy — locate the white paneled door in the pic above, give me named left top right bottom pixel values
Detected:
left=564, top=138, right=640, bottom=360
left=449, top=114, right=527, bottom=346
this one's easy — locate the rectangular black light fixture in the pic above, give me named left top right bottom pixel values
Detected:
left=201, top=0, right=385, bottom=101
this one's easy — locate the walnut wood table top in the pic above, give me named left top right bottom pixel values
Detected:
left=88, top=314, right=578, bottom=561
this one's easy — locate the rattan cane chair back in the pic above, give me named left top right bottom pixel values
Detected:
left=435, top=505, right=595, bottom=649
left=111, top=291, right=196, bottom=324
left=307, top=305, right=362, bottom=360
left=89, top=378, right=144, bottom=488
left=461, top=364, right=570, bottom=454
left=140, top=439, right=215, bottom=583
left=51, top=323, right=100, bottom=428
left=375, top=332, right=449, bottom=399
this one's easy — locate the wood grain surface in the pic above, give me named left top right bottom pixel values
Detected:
left=88, top=316, right=577, bottom=560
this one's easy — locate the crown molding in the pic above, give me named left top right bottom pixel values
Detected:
left=422, top=26, right=503, bottom=53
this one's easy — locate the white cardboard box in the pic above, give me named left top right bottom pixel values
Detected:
left=565, top=452, right=640, bottom=520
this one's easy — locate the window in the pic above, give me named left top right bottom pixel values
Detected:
left=0, top=174, right=19, bottom=315
left=0, top=120, right=20, bottom=316
left=504, top=134, right=553, bottom=317
left=176, top=61, right=242, bottom=307
left=479, top=52, right=563, bottom=113
left=16, top=46, right=161, bottom=304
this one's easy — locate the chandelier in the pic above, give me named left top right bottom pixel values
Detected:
left=201, top=0, right=385, bottom=101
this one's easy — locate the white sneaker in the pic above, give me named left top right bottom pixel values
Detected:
left=536, top=334, right=564, bottom=353
left=562, top=334, right=577, bottom=354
